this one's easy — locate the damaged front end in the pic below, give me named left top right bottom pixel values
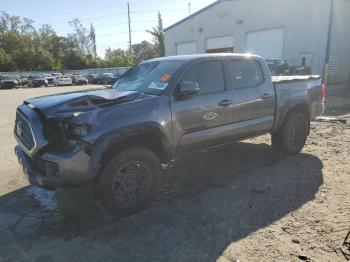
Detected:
left=14, top=104, right=94, bottom=189
left=14, top=89, right=141, bottom=189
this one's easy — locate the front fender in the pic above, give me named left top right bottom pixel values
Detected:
left=86, top=122, right=172, bottom=178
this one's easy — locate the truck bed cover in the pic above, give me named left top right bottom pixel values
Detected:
left=272, top=75, right=321, bottom=85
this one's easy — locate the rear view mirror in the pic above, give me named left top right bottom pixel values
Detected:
left=177, top=81, right=200, bottom=97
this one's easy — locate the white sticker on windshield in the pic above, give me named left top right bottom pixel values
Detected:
left=148, top=82, right=168, bottom=90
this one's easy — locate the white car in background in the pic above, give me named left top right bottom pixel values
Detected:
left=54, top=76, right=72, bottom=86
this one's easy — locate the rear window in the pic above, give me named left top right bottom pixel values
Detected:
left=228, top=59, right=264, bottom=89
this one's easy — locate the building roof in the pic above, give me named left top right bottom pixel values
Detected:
left=164, top=0, right=231, bottom=32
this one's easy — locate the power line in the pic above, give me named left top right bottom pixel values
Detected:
left=54, top=18, right=177, bottom=35
left=131, top=8, right=187, bottom=13
left=40, top=8, right=188, bottom=26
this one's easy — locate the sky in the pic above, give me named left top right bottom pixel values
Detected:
left=1, top=0, right=216, bottom=57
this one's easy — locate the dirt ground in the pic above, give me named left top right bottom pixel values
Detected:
left=0, top=85, right=349, bottom=262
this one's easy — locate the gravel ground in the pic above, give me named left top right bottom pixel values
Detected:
left=0, top=85, right=349, bottom=262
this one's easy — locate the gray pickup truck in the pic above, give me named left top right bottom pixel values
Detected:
left=14, top=54, right=325, bottom=216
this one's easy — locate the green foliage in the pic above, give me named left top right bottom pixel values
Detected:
left=0, top=11, right=164, bottom=72
left=104, top=48, right=134, bottom=67
left=0, top=12, right=103, bottom=72
left=132, top=41, right=158, bottom=64
left=146, top=12, right=165, bottom=57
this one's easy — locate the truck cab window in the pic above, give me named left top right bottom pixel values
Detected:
left=182, top=61, right=225, bottom=95
left=228, top=59, right=264, bottom=89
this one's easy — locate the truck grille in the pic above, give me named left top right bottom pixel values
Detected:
left=15, top=111, right=35, bottom=152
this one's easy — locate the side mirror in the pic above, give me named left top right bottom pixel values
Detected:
left=177, top=81, right=200, bottom=97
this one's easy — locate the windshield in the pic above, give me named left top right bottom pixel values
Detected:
left=112, top=60, right=184, bottom=95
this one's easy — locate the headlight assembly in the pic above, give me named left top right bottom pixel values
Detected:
left=64, top=122, right=89, bottom=137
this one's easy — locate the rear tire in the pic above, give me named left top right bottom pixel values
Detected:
left=271, top=112, right=309, bottom=155
left=95, top=147, right=162, bottom=217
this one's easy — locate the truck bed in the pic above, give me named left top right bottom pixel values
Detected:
left=272, top=75, right=324, bottom=132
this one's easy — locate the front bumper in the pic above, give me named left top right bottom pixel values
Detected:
left=76, top=80, right=88, bottom=85
left=33, top=81, right=47, bottom=87
left=57, top=82, right=71, bottom=86
left=15, top=144, right=92, bottom=190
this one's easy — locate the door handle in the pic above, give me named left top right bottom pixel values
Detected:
left=218, top=99, right=232, bottom=107
left=261, top=93, right=273, bottom=99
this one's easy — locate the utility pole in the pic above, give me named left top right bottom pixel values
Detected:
left=127, top=2, right=132, bottom=52
left=188, top=2, right=191, bottom=15
left=323, top=0, right=334, bottom=85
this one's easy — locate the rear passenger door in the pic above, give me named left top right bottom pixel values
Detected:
left=227, top=59, right=275, bottom=138
left=171, top=60, right=234, bottom=153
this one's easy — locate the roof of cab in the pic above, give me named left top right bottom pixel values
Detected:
left=146, top=53, right=263, bottom=63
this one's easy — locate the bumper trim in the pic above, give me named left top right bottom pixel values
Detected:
left=15, top=146, right=63, bottom=189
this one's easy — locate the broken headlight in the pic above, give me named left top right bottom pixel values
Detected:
left=64, top=122, right=89, bottom=137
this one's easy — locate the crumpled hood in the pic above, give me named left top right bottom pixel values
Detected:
left=25, top=88, right=142, bottom=118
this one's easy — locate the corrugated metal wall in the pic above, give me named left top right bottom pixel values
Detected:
left=165, top=0, right=332, bottom=77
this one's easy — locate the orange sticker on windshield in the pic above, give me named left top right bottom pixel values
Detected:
left=160, top=74, right=170, bottom=81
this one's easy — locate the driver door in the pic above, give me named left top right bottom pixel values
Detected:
left=171, top=60, right=234, bottom=153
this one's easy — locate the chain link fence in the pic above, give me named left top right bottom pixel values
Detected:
left=0, top=67, right=130, bottom=77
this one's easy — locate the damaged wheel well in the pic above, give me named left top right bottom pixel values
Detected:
left=287, top=103, right=310, bottom=118
left=99, top=133, right=169, bottom=169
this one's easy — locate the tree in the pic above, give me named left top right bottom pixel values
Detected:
left=69, top=18, right=98, bottom=57
left=21, top=18, right=36, bottom=35
left=89, top=23, right=97, bottom=57
left=146, top=12, right=165, bottom=57
left=0, top=48, right=15, bottom=71
left=132, top=41, right=158, bottom=63
left=104, top=48, right=134, bottom=67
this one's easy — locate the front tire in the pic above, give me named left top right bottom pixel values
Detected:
left=271, top=112, right=310, bottom=155
left=95, top=147, right=162, bottom=217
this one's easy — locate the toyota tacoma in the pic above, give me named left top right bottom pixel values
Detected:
left=14, top=54, right=325, bottom=216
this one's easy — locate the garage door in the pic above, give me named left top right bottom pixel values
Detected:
left=246, top=28, right=284, bottom=58
left=206, top=35, right=234, bottom=53
left=176, top=41, right=196, bottom=55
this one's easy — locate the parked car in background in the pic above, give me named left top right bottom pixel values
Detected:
left=71, top=74, right=88, bottom=85
left=0, top=75, right=19, bottom=89
left=14, top=54, right=325, bottom=217
left=43, top=74, right=55, bottom=85
left=20, top=75, right=30, bottom=86
left=265, top=58, right=311, bottom=76
left=27, top=75, right=49, bottom=88
left=98, top=73, right=119, bottom=85
left=51, top=72, right=62, bottom=78
left=54, top=75, right=72, bottom=86
left=87, top=74, right=99, bottom=84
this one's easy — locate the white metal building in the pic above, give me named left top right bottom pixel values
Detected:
left=164, top=0, right=350, bottom=84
